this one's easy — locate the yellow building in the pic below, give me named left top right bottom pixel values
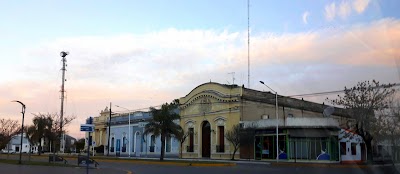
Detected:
left=91, top=107, right=111, bottom=152
left=179, top=82, right=353, bottom=161
left=179, top=82, right=242, bottom=159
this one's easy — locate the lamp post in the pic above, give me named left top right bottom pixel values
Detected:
left=116, top=105, right=131, bottom=157
left=259, top=81, right=279, bottom=162
left=12, top=100, right=25, bottom=164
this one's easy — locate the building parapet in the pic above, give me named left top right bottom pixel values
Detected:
left=242, top=117, right=339, bottom=129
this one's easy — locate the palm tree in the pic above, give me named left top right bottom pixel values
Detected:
left=144, top=100, right=182, bottom=161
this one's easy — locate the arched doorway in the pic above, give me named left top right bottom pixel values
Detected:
left=202, top=121, right=211, bottom=158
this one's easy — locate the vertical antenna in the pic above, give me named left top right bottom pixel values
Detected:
left=228, top=72, right=235, bottom=84
left=247, top=0, right=250, bottom=88
left=59, top=51, right=69, bottom=153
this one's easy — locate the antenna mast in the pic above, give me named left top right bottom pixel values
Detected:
left=228, top=72, right=235, bottom=85
left=59, top=51, right=69, bottom=153
left=247, top=0, right=250, bottom=88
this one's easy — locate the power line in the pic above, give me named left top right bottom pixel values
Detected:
left=287, top=83, right=400, bottom=98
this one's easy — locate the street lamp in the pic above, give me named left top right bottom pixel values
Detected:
left=259, top=81, right=279, bottom=162
left=12, top=100, right=25, bottom=164
left=116, top=105, right=131, bottom=157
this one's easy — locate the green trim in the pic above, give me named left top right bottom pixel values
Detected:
left=286, top=132, right=290, bottom=160
left=329, top=136, right=332, bottom=161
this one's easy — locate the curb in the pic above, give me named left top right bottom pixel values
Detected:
left=96, top=159, right=236, bottom=167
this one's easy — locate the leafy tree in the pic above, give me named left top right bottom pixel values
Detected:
left=329, top=80, right=395, bottom=162
left=377, top=94, right=400, bottom=161
left=144, top=100, right=181, bottom=161
left=225, top=124, right=241, bottom=160
left=31, top=114, right=52, bottom=155
left=74, top=138, right=85, bottom=153
left=0, top=119, right=19, bottom=151
left=31, top=113, right=75, bottom=154
left=25, top=125, right=38, bottom=161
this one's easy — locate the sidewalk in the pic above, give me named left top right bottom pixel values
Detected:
left=117, top=156, right=270, bottom=165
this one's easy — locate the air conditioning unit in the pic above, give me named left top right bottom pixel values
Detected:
left=261, top=115, right=269, bottom=119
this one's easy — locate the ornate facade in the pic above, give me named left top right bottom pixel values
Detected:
left=179, top=82, right=354, bottom=161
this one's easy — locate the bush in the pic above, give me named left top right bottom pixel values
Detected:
left=94, top=145, right=104, bottom=153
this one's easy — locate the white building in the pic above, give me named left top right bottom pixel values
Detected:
left=4, top=133, right=38, bottom=153
left=339, top=129, right=366, bottom=164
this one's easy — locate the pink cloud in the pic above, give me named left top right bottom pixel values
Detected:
left=2, top=18, right=399, bottom=138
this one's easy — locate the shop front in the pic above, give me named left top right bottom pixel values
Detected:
left=254, top=128, right=340, bottom=162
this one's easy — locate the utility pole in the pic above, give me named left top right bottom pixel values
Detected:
left=59, top=51, right=69, bottom=153
left=247, top=0, right=250, bottom=88
left=107, top=102, right=112, bottom=156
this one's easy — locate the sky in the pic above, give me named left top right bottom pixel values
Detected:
left=0, top=0, right=399, bottom=139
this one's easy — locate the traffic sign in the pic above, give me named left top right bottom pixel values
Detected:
left=80, top=124, right=94, bottom=132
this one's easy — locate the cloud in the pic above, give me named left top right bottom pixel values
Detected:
left=2, top=18, right=400, bottom=138
left=338, top=1, right=352, bottom=19
left=325, top=0, right=370, bottom=21
left=353, top=0, right=370, bottom=14
left=302, top=11, right=310, bottom=24
left=325, top=2, right=336, bottom=21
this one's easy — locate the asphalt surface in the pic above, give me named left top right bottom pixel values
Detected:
left=1, top=154, right=400, bottom=174
left=99, top=161, right=400, bottom=174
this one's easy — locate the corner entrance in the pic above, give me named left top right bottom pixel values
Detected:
left=202, top=121, right=211, bottom=158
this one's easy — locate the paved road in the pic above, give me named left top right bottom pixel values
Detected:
left=2, top=154, right=400, bottom=174
left=99, top=161, right=400, bottom=174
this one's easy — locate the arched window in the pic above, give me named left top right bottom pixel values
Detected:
left=150, top=135, right=155, bottom=152
left=111, top=137, right=115, bottom=152
left=122, top=136, right=127, bottom=152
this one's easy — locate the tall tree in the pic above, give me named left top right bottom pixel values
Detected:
left=144, top=100, right=181, bottom=161
left=329, top=80, right=395, bottom=162
left=74, top=138, right=85, bottom=154
left=0, top=119, right=19, bottom=150
left=377, top=94, right=400, bottom=161
left=31, top=114, right=52, bottom=155
left=25, top=125, right=38, bottom=161
left=31, top=113, right=75, bottom=154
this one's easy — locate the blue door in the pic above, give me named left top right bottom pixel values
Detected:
left=116, top=139, right=121, bottom=156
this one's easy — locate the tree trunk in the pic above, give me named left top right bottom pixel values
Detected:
left=38, top=138, right=42, bottom=156
left=160, top=134, right=165, bottom=161
left=365, top=139, right=373, bottom=163
left=28, top=144, right=32, bottom=161
left=231, top=147, right=238, bottom=160
left=52, top=140, right=56, bottom=163
left=180, top=143, right=183, bottom=159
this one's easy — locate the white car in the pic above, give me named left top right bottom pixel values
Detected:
left=1, top=149, right=16, bottom=154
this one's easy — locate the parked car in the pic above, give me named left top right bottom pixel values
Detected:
left=1, top=149, right=16, bottom=154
